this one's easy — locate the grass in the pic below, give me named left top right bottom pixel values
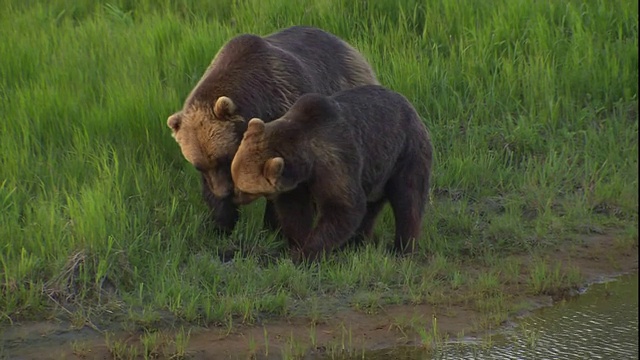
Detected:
left=0, top=0, right=637, bottom=353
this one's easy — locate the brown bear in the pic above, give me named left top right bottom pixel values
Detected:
left=230, top=85, right=433, bottom=261
left=166, top=26, right=379, bottom=234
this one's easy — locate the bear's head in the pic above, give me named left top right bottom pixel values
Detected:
left=231, top=118, right=299, bottom=205
left=167, top=96, right=245, bottom=199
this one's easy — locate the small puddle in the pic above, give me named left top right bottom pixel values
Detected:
left=339, top=273, right=639, bottom=360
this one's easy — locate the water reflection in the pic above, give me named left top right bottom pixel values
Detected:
left=356, top=273, right=639, bottom=360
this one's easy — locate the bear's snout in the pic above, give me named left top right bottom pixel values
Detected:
left=233, top=189, right=261, bottom=205
left=201, top=171, right=233, bottom=199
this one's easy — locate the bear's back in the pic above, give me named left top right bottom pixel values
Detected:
left=332, top=85, right=431, bottom=197
left=333, top=85, right=421, bottom=131
left=264, top=27, right=379, bottom=93
left=185, top=27, right=378, bottom=123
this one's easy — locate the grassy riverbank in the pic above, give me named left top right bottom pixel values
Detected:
left=0, top=0, right=637, bottom=357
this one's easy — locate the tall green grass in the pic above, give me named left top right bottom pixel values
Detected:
left=0, top=0, right=637, bottom=325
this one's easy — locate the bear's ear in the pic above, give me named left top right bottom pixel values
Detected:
left=245, top=118, right=266, bottom=136
left=214, top=96, right=237, bottom=120
left=263, top=157, right=284, bottom=186
left=167, top=113, right=182, bottom=132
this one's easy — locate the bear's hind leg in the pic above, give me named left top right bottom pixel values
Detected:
left=385, top=165, right=430, bottom=254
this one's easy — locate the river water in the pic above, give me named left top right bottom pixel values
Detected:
left=362, top=273, right=639, bottom=360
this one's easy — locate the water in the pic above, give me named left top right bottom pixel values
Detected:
left=365, top=273, right=639, bottom=360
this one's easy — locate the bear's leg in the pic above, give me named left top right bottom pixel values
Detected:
left=386, top=166, right=430, bottom=254
left=300, top=195, right=366, bottom=261
left=273, top=186, right=315, bottom=249
left=262, top=200, right=280, bottom=232
left=201, top=175, right=239, bottom=234
left=350, top=200, right=386, bottom=247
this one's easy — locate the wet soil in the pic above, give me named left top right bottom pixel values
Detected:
left=1, top=233, right=637, bottom=360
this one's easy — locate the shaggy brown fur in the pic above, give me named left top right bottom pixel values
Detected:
left=167, top=26, right=379, bottom=234
left=231, top=85, right=433, bottom=261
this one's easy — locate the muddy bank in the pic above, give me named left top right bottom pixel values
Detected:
left=1, top=234, right=637, bottom=360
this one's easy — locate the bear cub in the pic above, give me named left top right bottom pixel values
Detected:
left=231, top=85, right=433, bottom=261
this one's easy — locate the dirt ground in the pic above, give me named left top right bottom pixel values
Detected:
left=1, top=233, right=637, bottom=360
